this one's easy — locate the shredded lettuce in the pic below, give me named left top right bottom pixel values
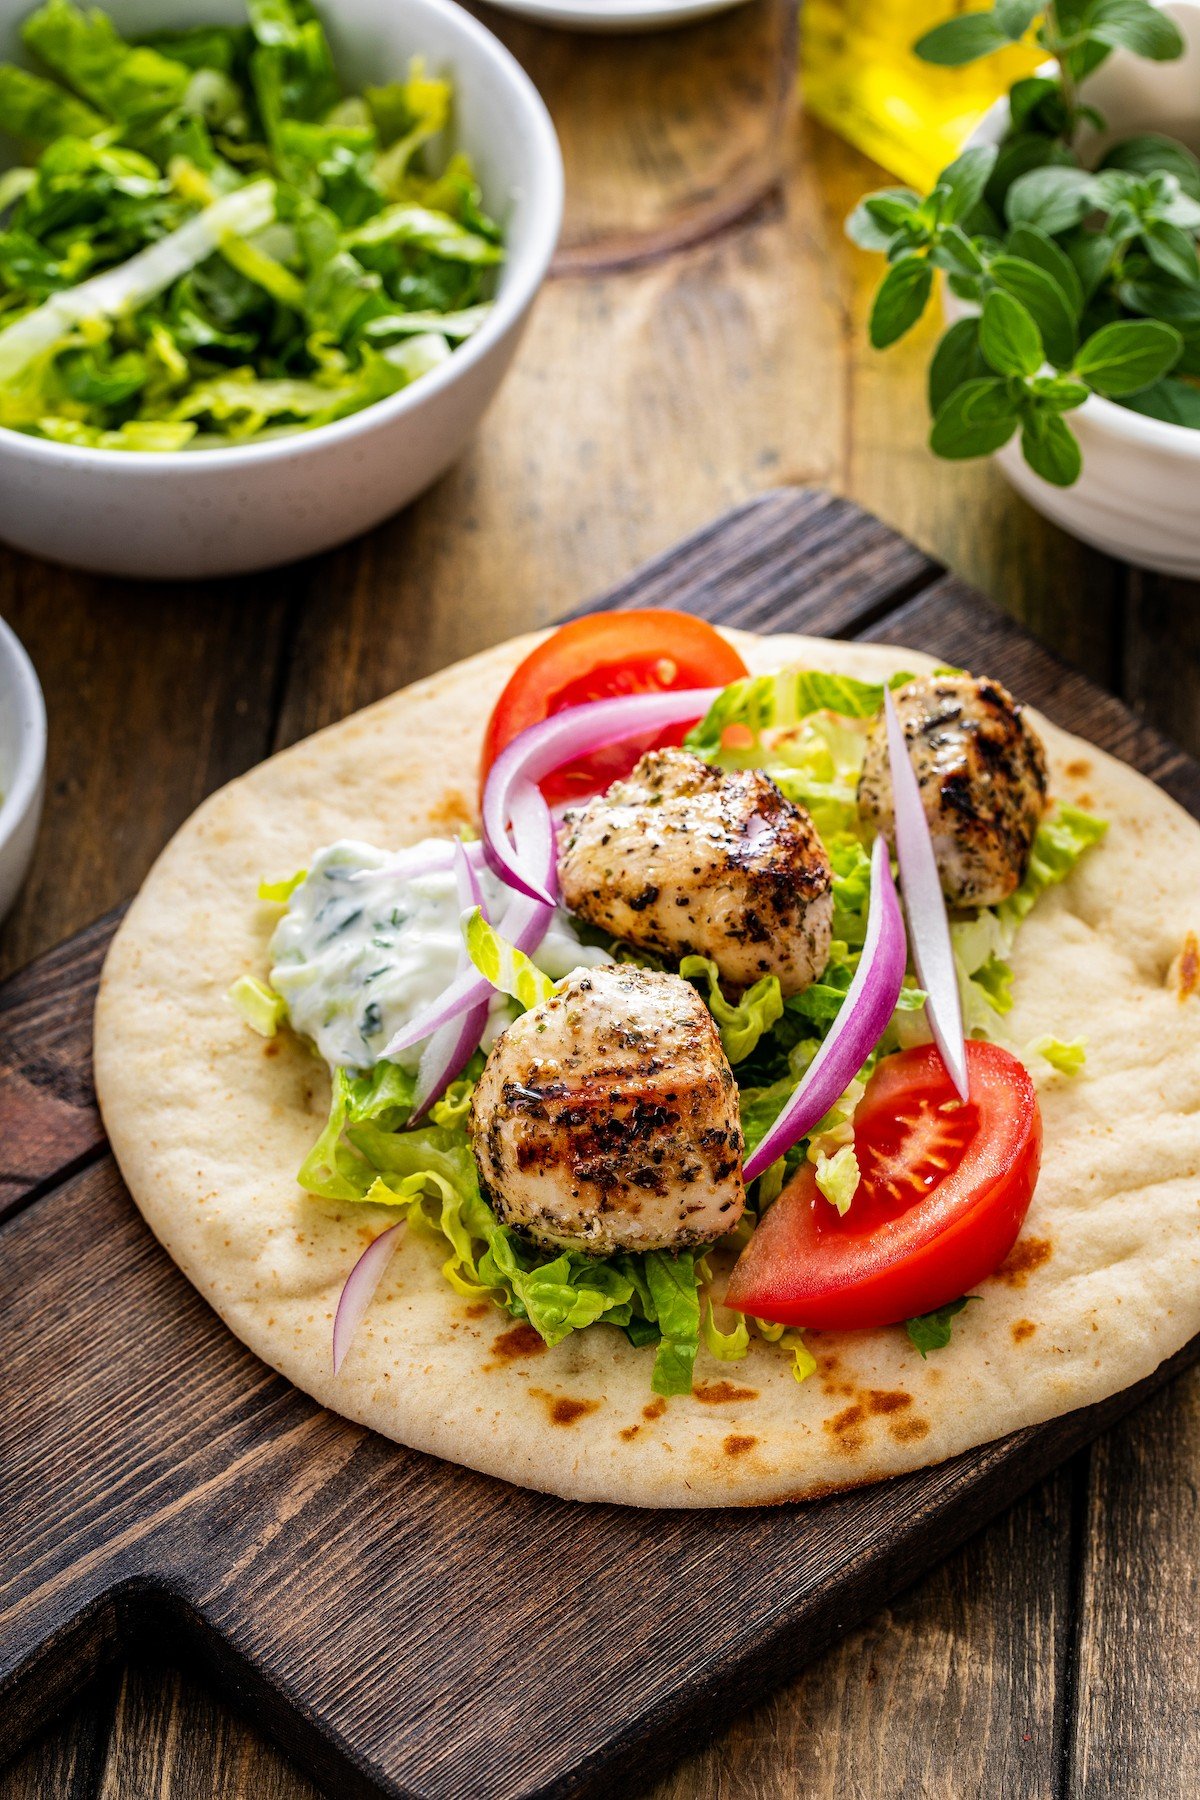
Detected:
left=0, top=0, right=502, bottom=448
left=294, top=1048, right=704, bottom=1395
left=227, top=972, right=286, bottom=1036
left=685, top=667, right=914, bottom=762
left=257, top=867, right=306, bottom=902
left=1027, top=1034, right=1087, bottom=1075
left=702, top=1298, right=750, bottom=1361
left=814, top=1143, right=860, bottom=1215
left=952, top=804, right=1108, bottom=1038
left=464, top=906, right=556, bottom=1009
left=679, top=955, right=782, bottom=1062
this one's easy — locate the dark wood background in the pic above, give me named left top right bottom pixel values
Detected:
left=2, top=0, right=1198, bottom=1794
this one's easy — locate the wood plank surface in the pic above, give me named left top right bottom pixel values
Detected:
left=2, top=493, right=1199, bottom=1800
left=2, top=0, right=1199, bottom=1795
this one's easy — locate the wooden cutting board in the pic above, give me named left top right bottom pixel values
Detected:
left=3, top=489, right=1198, bottom=1800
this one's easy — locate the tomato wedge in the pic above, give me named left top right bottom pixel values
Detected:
left=726, top=1041, right=1042, bottom=1330
left=480, top=610, right=749, bottom=808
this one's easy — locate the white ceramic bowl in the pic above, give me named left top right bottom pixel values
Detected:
left=0, top=615, right=46, bottom=924
left=951, top=0, right=1200, bottom=576
left=485, top=0, right=750, bottom=32
left=0, top=0, right=563, bottom=579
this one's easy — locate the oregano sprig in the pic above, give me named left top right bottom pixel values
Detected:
left=847, top=1, right=1200, bottom=484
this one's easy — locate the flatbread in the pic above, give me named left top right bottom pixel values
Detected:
left=94, top=631, right=1200, bottom=1506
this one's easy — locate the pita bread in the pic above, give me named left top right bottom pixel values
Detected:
left=94, top=631, right=1200, bottom=1506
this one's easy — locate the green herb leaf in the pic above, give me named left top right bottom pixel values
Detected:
left=993, top=0, right=1041, bottom=38
left=869, top=253, right=933, bottom=349
left=914, top=11, right=1009, bottom=64
left=980, top=287, right=1044, bottom=376
left=1101, top=133, right=1200, bottom=202
left=906, top=1296, right=978, bottom=1357
left=1074, top=317, right=1183, bottom=394
left=1144, top=219, right=1200, bottom=286
left=933, top=143, right=998, bottom=224
left=929, top=376, right=1021, bottom=458
left=1004, top=165, right=1095, bottom=235
left=989, top=253, right=1079, bottom=366
left=928, top=316, right=990, bottom=413
left=1084, top=0, right=1186, bottom=60
left=845, top=187, right=922, bottom=251
left=1029, top=373, right=1090, bottom=410
left=1021, top=410, right=1083, bottom=484
left=1120, top=375, right=1200, bottom=427
left=1006, top=224, right=1084, bottom=319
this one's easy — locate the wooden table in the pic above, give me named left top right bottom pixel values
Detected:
left=2, top=2, right=1198, bottom=1794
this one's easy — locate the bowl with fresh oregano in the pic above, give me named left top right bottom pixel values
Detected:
left=848, top=0, right=1200, bottom=577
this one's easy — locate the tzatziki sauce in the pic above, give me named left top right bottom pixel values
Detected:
left=269, top=839, right=610, bottom=1071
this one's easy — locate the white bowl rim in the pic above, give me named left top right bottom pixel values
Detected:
left=0, top=614, right=46, bottom=854
left=961, top=3, right=1200, bottom=462
left=0, top=0, right=564, bottom=473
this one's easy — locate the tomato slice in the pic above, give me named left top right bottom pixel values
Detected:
left=480, top=610, right=750, bottom=808
left=725, top=1041, right=1042, bottom=1331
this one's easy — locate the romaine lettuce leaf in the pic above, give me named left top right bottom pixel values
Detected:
left=23, top=0, right=191, bottom=123
left=685, top=667, right=913, bottom=762
left=679, top=955, right=782, bottom=1062
left=1027, top=1034, right=1087, bottom=1074
left=0, top=63, right=105, bottom=144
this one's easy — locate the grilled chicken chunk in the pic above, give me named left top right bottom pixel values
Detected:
left=469, top=964, right=745, bottom=1255
left=557, top=749, right=833, bottom=996
left=857, top=673, right=1049, bottom=908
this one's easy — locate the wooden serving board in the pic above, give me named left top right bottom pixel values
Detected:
left=2, top=489, right=1198, bottom=1800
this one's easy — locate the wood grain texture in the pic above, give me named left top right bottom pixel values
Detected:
left=2, top=495, right=1199, bottom=1800
left=1067, top=1366, right=1200, bottom=1799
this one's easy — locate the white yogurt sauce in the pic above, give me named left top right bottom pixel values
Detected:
left=269, top=838, right=610, bottom=1071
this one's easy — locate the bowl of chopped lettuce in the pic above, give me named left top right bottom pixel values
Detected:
left=0, top=0, right=562, bottom=577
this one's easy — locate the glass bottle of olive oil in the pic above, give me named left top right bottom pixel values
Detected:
left=802, top=0, right=1040, bottom=191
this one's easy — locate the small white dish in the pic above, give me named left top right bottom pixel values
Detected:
left=0, top=615, right=46, bottom=926
left=950, top=0, right=1200, bottom=577
left=0, top=0, right=563, bottom=579
left=482, top=0, right=750, bottom=31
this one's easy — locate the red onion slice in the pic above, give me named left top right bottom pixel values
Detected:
left=481, top=687, right=721, bottom=903
left=410, top=842, right=492, bottom=1119
left=332, top=1220, right=403, bottom=1375
left=742, top=834, right=906, bottom=1184
left=883, top=687, right=969, bottom=1102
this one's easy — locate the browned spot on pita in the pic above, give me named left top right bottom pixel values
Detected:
left=263, top=1040, right=281, bottom=1057
left=547, top=1396, right=599, bottom=1427
left=1178, top=931, right=1199, bottom=1001
left=999, top=1235, right=1052, bottom=1286
left=693, top=1379, right=759, bottom=1404
left=491, top=1323, right=546, bottom=1361
left=866, top=1389, right=912, bottom=1416
left=825, top=1402, right=866, bottom=1454
left=620, top=1424, right=640, bottom=1441
left=426, top=790, right=473, bottom=833
left=891, top=1415, right=930, bottom=1444
left=1065, top=757, right=1091, bottom=778
left=723, top=1434, right=757, bottom=1457
left=643, top=1398, right=667, bottom=1421
left=818, top=1353, right=839, bottom=1375
left=464, top=1303, right=488, bottom=1320
left=1012, top=1318, right=1037, bottom=1343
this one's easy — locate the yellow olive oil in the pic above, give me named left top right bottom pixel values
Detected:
left=801, top=0, right=1041, bottom=191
